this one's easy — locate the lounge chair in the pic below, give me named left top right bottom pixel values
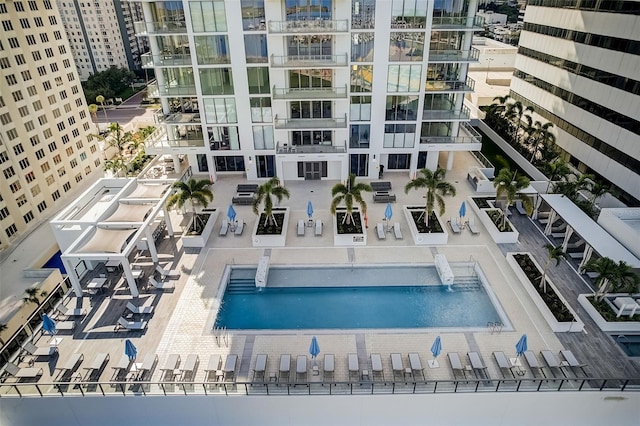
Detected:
left=55, top=352, right=84, bottom=380
left=219, top=219, right=229, bottom=236
left=348, top=353, right=359, bottom=380
left=493, top=351, right=515, bottom=379
left=449, top=217, right=461, bottom=234
left=560, top=350, right=588, bottom=376
left=393, top=222, right=403, bottom=240
left=541, top=350, right=566, bottom=378
left=370, top=353, right=384, bottom=381
left=137, top=353, right=157, bottom=381
left=3, top=362, right=43, bottom=380
left=447, top=352, right=466, bottom=380
left=56, top=321, right=76, bottom=332
left=23, top=342, right=57, bottom=360
left=279, top=354, right=291, bottom=382
left=297, top=219, right=305, bottom=236
left=116, top=316, right=148, bottom=331
left=468, top=352, right=489, bottom=379
left=149, top=277, right=175, bottom=290
left=409, top=353, right=425, bottom=380
left=204, top=354, right=222, bottom=382
left=390, top=353, right=405, bottom=381
left=523, top=351, right=546, bottom=378
left=82, top=352, right=110, bottom=381
left=376, top=223, right=386, bottom=240
left=155, top=264, right=180, bottom=280
left=296, top=355, right=307, bottom=381
left=253, top=354, right=267, bottom=381
left=315, top=219, right=323, bottom=236
left=323, top=354, right=334, bottom=380
left=467, top=217, right=480, bottom=235
left=55, top=304, right=86, bottom=318
left=234, top=219, right=244, bottom=236
left=180, top=354, right=200, bottom=382
left=111, top=354, right=131, bottom=381
left=126, top=301, right=154, bottom=315
left=161, top=354, right=181, bottom=381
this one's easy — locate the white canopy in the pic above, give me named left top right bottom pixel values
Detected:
left=103, top=203, right=153, bottom=223
left=75, top=228, right=137, bottom=254
left=124, top=183, right=170, bottom=200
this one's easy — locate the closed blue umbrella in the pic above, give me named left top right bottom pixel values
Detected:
left=125, top=339, right=137, bottom=361
left=515, top=334, right=528, bottom=357
left=42, top=314, right=56, bottom=336
left=227, top=205, right=237, bottom=222
left=385, top=203, right=393, bottom=231
left=307, top=201, right=314, bottom=219
left=429, top=336, right=442, bottom=368
left=459, top=201, right=466, bottom=219
left=309, top=336, right=320, bottom=366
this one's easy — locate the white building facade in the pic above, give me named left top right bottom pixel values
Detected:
left=138, top=0, right=483, bottom=182
left=510, top=1, right=640, bottom=206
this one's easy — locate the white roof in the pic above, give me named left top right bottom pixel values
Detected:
left=75, top=228, right=137, bottom=254
left=541, top=194, right=640, bottom=267
left=124, top=183, right=170, bottom=200
left=103, top=203, right=153, bottom=223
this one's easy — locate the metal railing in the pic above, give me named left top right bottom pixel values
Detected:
left=134, top=21, right=187, bottom=35
left=268, top=19, right=348, bottom=33
left=153, top=111, right=201, bottom=125
left=141, top=53, right=192, bottom=68
left=272, top=85, right=348, bottom=100
left=1, top=377, right=638, bottom=398
left=270, top=54, right=348, bottom=68
left=428, top=48, right=480, bottom=62
left=471, top=151, right=494, bottom=169
left=276, top=141, right=347, bottom=154
left=431, top=16, right=484, bottom=29
left=422, top=105, right=471, bottom=121
left=425, top=77, right=475, bottom=93
left=274, top=114, right=347, bottom=129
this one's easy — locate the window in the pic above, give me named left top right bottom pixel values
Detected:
left=387, top=153, right=412, bottom=169
left=15, top=54, right=25, bottom=65
left=351, top=33, right=374, bottom=62
left=30, top=185, right=40, bottom=197
left=0, top=207, right=9, bottom=220
left=244, top=35, right=268, bottom=63
left=48, top=142, right=57, bottom=152
left=52, top=190, right=60, bottom=201
left=6, top=74, right=17, bottom=85
left=247, top=67, right=270, bottom=94
left=66, top=147, right=74, bottom=156
left=19, top=18, right=30, bottom=29
left=70, top=158, right=78, bottom=168
left=24, top=171, right=35, bottom=183
left=43, top=81, right=52, bottom=91
left=351, top=65, right=373, bottom=92
left=33, top=100, right=42, bottom=111
left=23, top=211, right=34, bottom=224
left=14, top=1, right=25, bottom=12
left=0, top=57, right=9, bottom=69
left=0, top=113, right=10, bottom=125
left=29, top=135, right=40, bottom=145
left=190, top=0, right=227, bottom=32
left=18, top=158, right=30, bottom=169
left=74, top=173, right=82, bottom=183
left=388, top=65, right=422, bottom=92
left=385, top=95, right=419, bottom=120
left=255, top=155, right=275, bottom=178
left=37, top=201, right=47, bottom=212
left=13, top=144, right=24, bottom=155
left=12, top=90, right=23, bottom=102
left=58, top=167, right=66, bottom=177
left=16, top=194, right=27, bottom=206
left=9, top=181, right=22, bottom=193
left=194, top=35, right=230, bottom=64
left=6, top=129, right=18, bottom=141
left=5, top=224, right=18, bottom=238
left=41, top=162, right=50, bottom=172
left=40, top=33, right=49, bottom=43
left=203, top=98, right=237, bottom=124
left=250, top=97, right=272, bottom=123
left=0, top=152, right=8, bottom=164
left=18, top=106, right=29, bottom=117
left=21, top=70, right=32, bottom=81
left=350, top=96, right=372, bottom=121
left=350, top=154, right=370, bottom=176
left=252, top=126, right=274, bottom=150
left=2, top=20, right=13, bottom=31
left=25, top=35, right=35, bottom=46
left=8, top=37, right=20, bottom=48
left=63, top=182, right=71, bottom=192
left=35, top=149, right=45, bottom=160
left=27, top=85, right=37, bottom=96
left=45, top=175, right=55, bottom=185
left=53, top=155, right=62, bottom=164
left=214, top=156, right=245, bottom=172
left=199, top=68, right=234, bottom=95
left=384, top=123, right=416, bottom=148
left=350, top=125, right=370, bottom=148
left=32, top=51, right=41, bottom=61
left=3, top=167, right=15, bottom=179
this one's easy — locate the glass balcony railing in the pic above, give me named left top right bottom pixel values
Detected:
left=268, top=19, right=348, bottom=33
left=428, top=48, right=480, bottom=62
left=147, top=82, right=159, bottom=98
left=141, top=53, right=192, bottom=68
left=272, top=85, right=348, bottom=100
left=153, top=84, right=197, bottom=97
left=144, top=128, right=205, bottom=150
left=154, top=111, right=201, bottom=125
left=274, top=114, right=347, bottom=129
left=276, top=141, right=346, bottom=154
left=134, top=21, right=187, bottom=36
left=431, top=16, right=484, bottom=30
left=270, top=54, right=348, bottom=68
left=425, top=77, right=475, bottom=93
left=422, top=105, right=471, bottom=121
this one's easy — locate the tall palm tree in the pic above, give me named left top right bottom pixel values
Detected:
left=330, top=173, right=372, bottom=225
left=95, top=94, right=107, bottom=121
left=88, top=104, right=98, bottom=122
left=23, top=287, right=48, bottom=306
left=588, top=181, right=610, bottom=208
left=506, top=101, right=534, bottom=145
left=166, top=178, right=214, bottom=232
left=539, top=244, right=567, bottom=293
left=528, top=121, right=556, bottom=163
left=493, top=168, right=532, bottom=228
left=252, top=177, right=290, bottom=226
left=582, top=257, right=618, bottom=302
left=542, top=158, right=572, bottom=193
left=404, top=167, right=456, bottom=226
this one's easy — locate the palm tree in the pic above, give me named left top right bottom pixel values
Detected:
left=493, top=168, right=533, bottom=229
left=404, top=167, right=456, bottom=226
left=528, top=121, right=556, bottom=163
left=95, top=94, right=107, bottom=121
left=588, top=181, right=610, bottom=208
left=330, top=173, right=372, bottom=225
left=539, top=244, right=567, bottom=293
left=582, top=257, right=618, bottom=302
left=506, top=101, right=534, bottom=144
left=542, top=158, right=572, bottom=193
left=252, top=177, right=290, bottom=226
left=23, top=287, right=48, bottom=306
left=166, top=178, right=214, bottom=233
left=88, top=104, right=98, bottom=122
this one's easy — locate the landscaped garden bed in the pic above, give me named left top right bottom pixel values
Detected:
left=333, top=207, right=366, bottom=246
left=471, top=197, right=494, bottom=209
left=507, top=252, right=584, bottom=332
left=403, top=206, right=448, bottom=245
left=577, top=293, right=640, bottom=333
left=182, top=212, right=217, bottom=248
left=468, top=198, right=519, bottom=243
left=252, top=207, right=289, bottom=247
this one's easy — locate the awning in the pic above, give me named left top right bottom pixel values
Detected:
left=124, top=184, right=170, bottom=200
left=76, top=228, right=137, bottom=254
left=103, top=203, right=152, bottom=223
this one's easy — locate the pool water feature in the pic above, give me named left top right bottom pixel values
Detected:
left=214, top=265, right=505, bottom=330
left=614, top=335, right=640, bottom=357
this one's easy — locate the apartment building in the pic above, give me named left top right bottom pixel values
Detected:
left=57, top=0, right=147, bottom=81
left=510, top=1, right=640, bottom=205
left=0, top=0, right=102, bottom=251
left=138, top=0, right=483, bottom=182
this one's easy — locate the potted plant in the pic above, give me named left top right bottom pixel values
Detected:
left=251, top=177, right=291, bottom=247
left=166, top=178, right=215, bottom=247
left=330, top=174, right=370, bottom=245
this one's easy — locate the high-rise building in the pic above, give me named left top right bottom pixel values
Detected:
left=137, top=0, right=483, bottom=182
left=56, top=0, right=147, bottom=81
left=510, top=1, right=640, bottom=205
left=0, top=0, right=103, bottom=251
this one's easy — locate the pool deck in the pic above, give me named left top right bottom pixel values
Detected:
left=4, top=151, right=640, bottom=390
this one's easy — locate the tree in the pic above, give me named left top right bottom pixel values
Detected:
left=542, top=158, right=572, bottom=192
left=88, top=104, right=98, bottom=122
left=252, top=176, right=290, bottom=226
left=588, top=180, right=610, bottom=208
left=96, top=95, right=107, bottom=121
left=493, top=168, right=533, bottom=228
left=583, top=257, right=640, bottom=302
left=506, top=101, right=534, bottom=145
left=539, top=244, right=567, bottom=293
left=94, top=123, right=134, bottom=176
left=527, top=121, right=556, bottom=163
left=166, top=178, right=214, bottom=233
left=404, top=167, right=456, bottom=226
left=23, top=287, right=48, bottom=307
left=330, top=174, right=372, bottom=225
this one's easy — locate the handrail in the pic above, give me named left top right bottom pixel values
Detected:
left=1, top=377, right=637, bottom=398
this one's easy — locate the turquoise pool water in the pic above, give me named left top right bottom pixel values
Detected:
left=214, top=266, right=503, bottom=330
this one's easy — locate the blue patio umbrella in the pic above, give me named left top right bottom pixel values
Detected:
left=430, top=336, right=442, bottom=368
left=309, top=336, right=320, bottom=359
left=307, top=201, right=314, bottom=219
left=515, top=334, right=528, bottom=357
left=227, top=205, right=237, bottom=222
left=125, top=339, right=137, bottom=361
left=42, top=314, right=56, bottom=336
left=459, top=201, right=467, bottom=219
left=384, top=203, right=393, bottom=231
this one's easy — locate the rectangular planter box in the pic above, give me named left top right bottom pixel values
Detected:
left=182, top=211, right=218, bottom=248
left=507, top=252, right=584, bottom=333
left=469, top=197, right=519, bottom=243
left=333, top=207, right=366, bottom=246
left=577, top=293, right=640, bottom=333
left=403, top=206, right=449, bottom=245
left=252, top=207, right=289, bottom=247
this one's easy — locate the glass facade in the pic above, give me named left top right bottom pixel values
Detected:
left=351, top=33, right=374, bottom=62
left=240, top=0, right=266, bottom=30
left=244, top=35, right=268, bottom=63
left=194, top=36, right=229, bottom=64
left=190, top=1, right=227, bottom=32
left=387, top=65, right=422, bottom=92
left=199, top=68, right=233, bottom=95
left=203, top=98, right=237, bottom=123
left=247, top=67, right=270, bottom=94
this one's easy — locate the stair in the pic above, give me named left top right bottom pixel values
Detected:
left=451, top=276, right=482, bottom=291
left=226, top=279, right=258, bottom=295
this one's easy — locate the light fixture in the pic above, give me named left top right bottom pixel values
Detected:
left=248, top=156, right=253, bottom=164
left=372, top=154, right=377, bottom=162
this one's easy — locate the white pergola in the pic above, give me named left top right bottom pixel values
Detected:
left=539, top=194, right=640, bottom=269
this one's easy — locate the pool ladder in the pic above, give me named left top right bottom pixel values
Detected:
left=488, top=322, right=503, bottom=334
left=213, top=327, right=229, bottom=347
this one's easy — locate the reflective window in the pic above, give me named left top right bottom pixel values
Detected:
left=285, top=0, right=332, bottom=20
left=289, top=69, right=332, bottom=88
left=423, top=93, right=457, bottom=111
left=351, top=0, right=375, bottom=29
left=389, top=32, right=424, bottom=61
left=255, top=155, right=275, bottom=178
left=214, top=155, right=245, bottom=171
left=387, top=65, right=421, bottom=92
left=387, top=153, right=411, bottom=169
left=203, top=98, right=237, bottom=123
left=250, top=97, right=272, bottom=123
left=350, top=125, right=370, bottom=148
left=190, top=0, right=227, bottom=32
left=245, top=34, right=268, bottom=63
left=385, top=95, right=418, bottom=120
left=350, top=96, right=371, bottom=121
left=247, top=67, right=270, bottom=94
left=350, top=65, right=372, bottom=92
left=241, top=0, right=265, bottom=31
left=430, top=31, right=464, bottom=52
left=253, top=126, right=274, bottom=149
left=287, top=35, right=332, bottom=56
left=195, top=36, right=229, bottom=64
left=290, top=101, right=332, bottom=119
left=199, top=68, right=233, bottom=95
left=391, top=0, right=427, bottom=29
left=208, top=126, right=239, bottom=150
left=350, top=153, right=369, bottom=176
left=384, top=124, right=415, bottom=148
left=351, top=33, right=374, bottom=62
left=292, top=131, right=332, bottom=146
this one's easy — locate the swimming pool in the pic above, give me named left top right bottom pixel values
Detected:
left=42, top=250, right=67, bottom=274
left=214, top=265, right=505, bottom=330
left=614, top=335, right=640, bottom=357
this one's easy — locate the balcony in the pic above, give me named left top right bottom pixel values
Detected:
left=422, top=105, right=471, bottom=121
left=271, top=54, right=348, bottom=68
left=144, top=128, right=205, bottom=153
left=425, top=77, right=475, bottom=93
left=274, top=115, right=347, bottom=129
left=272, top=85, right=347, bottom=100
left=428, top=48, right=480, bottom=63
left=276, top=141, right=346, bottom=154
left=420, top=122, right=481, bottom=144
left=431, top=16, right=484, bottom=31
left=154, top=111, right=201, bottom=125
left=134, top=21, right=187, bottom=36
left=141, top=53, right=192, bottom=68
left=147, top=82, right=159, bottom=98
left=268, top=19, right=348, bottom=34
left=154, top=84, right=197, bottom=97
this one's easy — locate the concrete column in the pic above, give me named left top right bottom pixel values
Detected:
left=544, top=210, right=556, bottom=236
left=145, top=227, right=159, bottom=263
left=121, top=261, right=140, bottom=298
left=63, top=258, right=83, bottom=297
left=163, top=207, right=174, bottom=237
left=562, top=225, right=574, bottom=253
left=579, top=245, right=594, bottom=271
left=171, top=154, right=181, bottom=174
left=446, top=151, right=455, bottom=170
left=425, top=151, right=439, bottom=170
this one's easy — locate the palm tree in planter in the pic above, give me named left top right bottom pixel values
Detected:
left=23, top=287, right=48, bottom=306
left=493, top=168, right=532, bottom=229
left=539, top=244, right=567, bottom=293
left=404, top=168, right=456, bottom=229
left=330, top=173, right=372, bottom=227
left=252, top=177, right=290, bottom=230
left=166, top=178, right=214, bottom=234
left=581, top=257, right=640, bottom=302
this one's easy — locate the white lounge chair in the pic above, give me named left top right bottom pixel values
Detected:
left=393, top=222, right=403, bottom=240
left=371, top=353, right=384, bottom=381
left=279, top=354, right=291, bottom=382
left=219, top=219, right=229, bottom=236
left=296, top=355, right=307, bottom=381
left=560, top=350, right=588, bottom=376
left=297, top=219, right=305, bottom=236
left=493, top=351, right=515, bottom=379
left=55, top=304, right=86, bottom=318
left=376, top=223, right=386, bottom=240
left=409, top=353, right=424, bottom=380
left=315, top=219, right=323, bottom=236
left=3, top=362, right=43, bottom=380
left=23, top=342, right=57, bottom=359
left=149, top=277, right=175, bottom=290
left=390, top=353, right=404, bottom=380
left=447, top=352, right=466, bottom=380
left=253, top=354, right=267, bottom=381
left=126, top=301, right=154, bottom=315
left=449, top=217, right=461, bottom=234
left=323, top=354, right=334, bottom=380
left=116, top=316, right=148, bottom=331
left=155, top=264, right=180, bottom=280
left=523, top=351, right=546, bottom=378
left=234, top=219, right=244, bottom=236
left=348, top=353, right=359, bottom=380
left=467, top=217, right=480, bottom=235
